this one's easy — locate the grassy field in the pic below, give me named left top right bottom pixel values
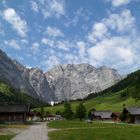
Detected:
left=36, top=92, right=140, bottom=114
left=48, top=120, right=140, bottom=140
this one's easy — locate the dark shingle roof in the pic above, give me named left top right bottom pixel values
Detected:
left=125, top=107, right=140, bottom=115
left=0, top=104, right=30, bottom=113
left=93, top=111, right=112, bottom=119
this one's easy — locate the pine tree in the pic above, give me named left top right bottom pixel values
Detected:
left=63, top=102, right=73, bottom=119
left=76, top=103, right=87, bottom=120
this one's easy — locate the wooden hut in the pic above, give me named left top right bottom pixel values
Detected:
left=92, top=111, right=113, bottom=121
left=0, top=104, right=30, bottom=123
left=122, top=107, right=140, bottom=124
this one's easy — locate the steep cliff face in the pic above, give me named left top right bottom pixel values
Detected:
left=0, top=49, right=53, bottom=102
left=45, top=64, right=122, bottom=101
left=28, top=68, right=53, bottom=101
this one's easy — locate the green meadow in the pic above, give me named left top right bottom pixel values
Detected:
left=48, top=120, right=140, bottom=140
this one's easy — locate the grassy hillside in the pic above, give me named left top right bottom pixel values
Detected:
left=40, top=70, right=140, bottom=114
left=0, top=82, right=47, bottom=108
left=42, top=92, right=140, bottom=114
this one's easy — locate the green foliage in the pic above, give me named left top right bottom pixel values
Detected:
left=75, top=103, right=87, bottom=120
left=40, top=106, right=45, bottom=119
left=88, top=108, right=96, bottom=119
left=46, top=111, right=51, bottom=117
left=119, top=113, right=126, bottom=122
left=63, top=102, right=74, bottom=119
left=0, top=82, right=47, bottom=108
left=55, top=111, right=61, bottom=115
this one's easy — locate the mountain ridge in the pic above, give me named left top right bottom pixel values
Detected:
left=0, top=49, right=122, bottom=102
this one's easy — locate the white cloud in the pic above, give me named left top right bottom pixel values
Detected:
left=86, top=9, right=140, bottom=74
left=42, top=38, right=55, bottom=47
left=2, top=8, right=28, bottom=37
left=116, top=47, right=134, bottom=64
left=107, top=0, right=131, bottom=7
left=88, top=22, right=108, bottom=43
left=41, top=55, right=60, bottom=70
left=88, top=9, right=135, bottom=44
left=30, top=42, right=40, bottom=54
left=31, top=0, right=65, bottom=19
left=76, top=41, right=86, bottom=58
left=45, top=26, right=64, bottom=37
left=56, top=40, right=70, bottom=51
left=64, top=8, right=90, bottom=27
left=104, top=9, right=135, bottom=33
left=4, top=40, right=21, bottom=50
left=42, top=37, right=70, bottom=51
left=31, top=1, right=39, bottom=12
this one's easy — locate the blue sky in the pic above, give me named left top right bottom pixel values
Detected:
left=0, top=0, right=140, bottom=74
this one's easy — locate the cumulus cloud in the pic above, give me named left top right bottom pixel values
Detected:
left=30, top=42, right=40, bottom=54
left=2, top=8, right=28, bottom=37
left=31, top=0, right=65, bottom=19
left=4, top=40, right=21, bottom=50
left=31, top=1, right=39, bottom=12
left=88, top=9, right=135, bottom=44
left=42, top=37, right=71, bottom=51
left=104, top=9, right=135, bottom=33
left=76, top=41, right=86, bottom=58
left=64, top=8, right=90, bottom=27
left=87, top=9, right=140, bottom=74
left=107, top=0, right=131, bottom=7
left=88, top=22, right=108, bottom=43
left=42, top=38, right=55, bottom=47
left=41, top=55, right=60, bottom=70
left=45, top=26, right=64, bottom=38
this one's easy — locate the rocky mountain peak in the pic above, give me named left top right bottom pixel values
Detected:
left=0, top=49, right=122, bottom=102
left=45, top=64, right=122, bottom=101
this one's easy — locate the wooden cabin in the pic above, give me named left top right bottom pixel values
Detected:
left=92, top=111, right=113, bottom=121
left=122, top=107, right=140, bottom=124
left=0, top=104, right=30, bottom=123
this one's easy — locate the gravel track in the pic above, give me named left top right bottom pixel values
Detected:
left=12, top=122, right=49, bottom=140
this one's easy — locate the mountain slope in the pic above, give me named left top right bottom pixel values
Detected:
left=45, top=64, right=121, bottom=101
left=0, top=49, right=53, bottom=102
left=0, top=49, right=122, bottom=102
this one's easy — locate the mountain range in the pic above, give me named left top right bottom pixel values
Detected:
left=0, top=49, right=122, bottom=102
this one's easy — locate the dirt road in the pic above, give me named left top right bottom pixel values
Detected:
left=12, top=122, right=49, bottom=140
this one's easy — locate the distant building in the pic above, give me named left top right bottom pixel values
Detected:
left=27, top=111, right=41, bottom=121
left=92, top=110, right=113, bottom=121
left=122, top=107, right=140, bottom=124
left=0, top=104, right=30, bottom=123
left=46, top=114, right=63, bottom=121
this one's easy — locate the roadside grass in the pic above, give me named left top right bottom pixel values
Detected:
left=0, top=124, right=29, bottom=140
left=0, top=134, right=15, bottom=140
left=48, top=120, right=140, bottom=140
left=0, top=124, right=28, bottom=129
